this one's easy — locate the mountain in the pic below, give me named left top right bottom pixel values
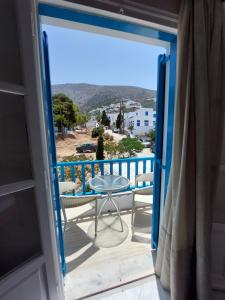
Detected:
left=51, top=83, right=156, bottom=112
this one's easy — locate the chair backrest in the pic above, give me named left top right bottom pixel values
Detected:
left=60, top=194, right=99, bottom=208
left=135, top=172, right=154, bottom=186
left=58, top=181, right=76, bottom=194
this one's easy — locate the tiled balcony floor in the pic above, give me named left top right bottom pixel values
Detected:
left=63, top=192, right=157, bottom=300
left=88, top=275, right=170, bottom=300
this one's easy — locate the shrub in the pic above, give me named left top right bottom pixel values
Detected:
left=104, top=140, right=118, bottom=158
left=91, top=126, right=104, bottom=138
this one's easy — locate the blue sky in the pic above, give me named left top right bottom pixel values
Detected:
left=43, top=25, right=166, bottom=90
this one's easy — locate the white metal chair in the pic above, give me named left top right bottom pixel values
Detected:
left=58, top=182, right=100, bottom=236
left=131, top=172, right=154, bottom=234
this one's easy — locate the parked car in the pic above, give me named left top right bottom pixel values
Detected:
left=113, top=128, right=119, bottom=133
left=76, top=143, right=97, bottom=153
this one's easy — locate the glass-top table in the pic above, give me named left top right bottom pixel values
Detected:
left=89, top=175, right=130, bottom=233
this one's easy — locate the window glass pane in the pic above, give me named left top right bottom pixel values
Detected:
left=0, top=92, right=32, bottom=185
left=137, top=120, right=140, bottom=127
left=0, top=189, right=42, bottom=278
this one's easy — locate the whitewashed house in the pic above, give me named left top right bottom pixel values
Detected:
left=125, top=108, right=156, bottom=136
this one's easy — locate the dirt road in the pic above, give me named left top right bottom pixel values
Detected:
left=56, top=130, right=97, bottom=160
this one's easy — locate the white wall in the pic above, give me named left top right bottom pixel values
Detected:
left=125, top=108, right=154, bottom=135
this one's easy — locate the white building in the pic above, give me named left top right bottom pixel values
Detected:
left=124, top=99, right=142, bottom=110
left=125, top=108, right=156, bottom=136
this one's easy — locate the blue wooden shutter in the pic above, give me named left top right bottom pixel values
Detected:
left=152, top=39, right=177, bottom=249
left=41, top=31, right=66, bottom=275
left=152, top=54, right=167, bottom=249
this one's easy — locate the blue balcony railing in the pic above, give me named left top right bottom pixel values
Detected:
left=57, top=156, right=155, bottom=195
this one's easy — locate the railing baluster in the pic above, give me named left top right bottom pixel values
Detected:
left=100, top=162, right=104, bottom=175
left=91, top=163, right=95, bottom=194
left=91, top=163, right=95, bottom=178
left=119, top=161, right=122, bottom=176
left=71, top=166, right=76, bottom=195
left=81, top=165, right=86, bottom=195
left=110, top=162, right=113, bottom=175
left=60, top=166, right=65, bottom=182
left=135, top=160, right=138, bottom=187
left=151, top=158, right=154, bottom=186
left=127, top=160, right=130, bottom=180
left=143, top=159, right=146, bottom=187
left=151, top=158, right=154, bottom=172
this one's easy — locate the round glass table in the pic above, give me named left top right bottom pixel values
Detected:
left=89, top=175, right=130, bottom=233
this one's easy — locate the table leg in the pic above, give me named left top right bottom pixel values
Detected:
left=95, top=198, right=98, bottom=237
left=96, top=192, right=124, bottom=233
left=109, top=192, right=124, bottom=232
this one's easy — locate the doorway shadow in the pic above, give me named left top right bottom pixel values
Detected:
left=64, top=221, right=99, bottom=272
left=131, top=209, right=152, bottom=244
left=66, top=243, right=99, bottom=273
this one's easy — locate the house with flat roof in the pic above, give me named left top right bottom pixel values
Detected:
left=125, top=107, right=155, bottom=136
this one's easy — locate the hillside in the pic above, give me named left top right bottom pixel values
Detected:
left=51, top=83, right=156, bottom=111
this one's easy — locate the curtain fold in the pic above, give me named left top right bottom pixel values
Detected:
left=155, top=1, right=225, bottom=299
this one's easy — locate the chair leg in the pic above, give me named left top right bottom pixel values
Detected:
left=62, top=206, right=67, bottom=231
left=95, top=199, right=98, bottom=237
left=131, top=193, right=135, bottom=235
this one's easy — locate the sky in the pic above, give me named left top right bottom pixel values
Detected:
left=43, top=25, right=166, bottom=90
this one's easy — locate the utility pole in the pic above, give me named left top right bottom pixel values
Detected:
left=119, top=100, right=122, bottom=134
left=122, top=99, right=125, bottom=134
left=118, top=99, right=125, bottom=134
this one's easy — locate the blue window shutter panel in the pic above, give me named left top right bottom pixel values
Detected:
left=152, top=54, right=166, bottom=249
left=41, top=32, right=66, bottom=275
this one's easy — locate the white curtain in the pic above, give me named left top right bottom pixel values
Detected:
left=155, top=0, right=225, bottom=299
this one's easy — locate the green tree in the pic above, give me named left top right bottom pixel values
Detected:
left=101, top=110, right=110, bottom=127
left=148, top=129, right=155, bottom=152
left=76, top=113, right=89, bottom=127
left=128, top=124, right=134, bottom=132
left=91, top=127, right=104, bottom=138
left=96, top=135, right=104, bottom=160
left=116, top=112, right=123, bottom=132
left=96, top=113, right=102, bottom=123
left=117, top=137, right=144, bottom=157
left=52, top=93, right=76, bottom=133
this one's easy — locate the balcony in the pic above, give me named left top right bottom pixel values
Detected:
left=57, top=156, right=155, bottom=299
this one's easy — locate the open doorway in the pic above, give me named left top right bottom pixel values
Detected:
left=39, top=4, right=176, bottom=299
